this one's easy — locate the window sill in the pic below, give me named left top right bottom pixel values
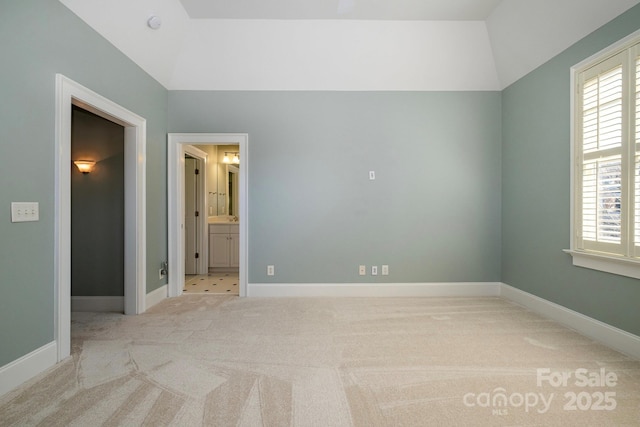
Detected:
left=564, top=249, right=640, bottom=280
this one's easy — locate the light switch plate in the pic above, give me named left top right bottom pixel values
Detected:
left=11, top=202, right=39, bottom=223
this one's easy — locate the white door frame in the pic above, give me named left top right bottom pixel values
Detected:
left=183, top=145, right=209, bottom=275
left=167, top=133, right=248, bottom=298
left=55, top=74, right=146, bottom=361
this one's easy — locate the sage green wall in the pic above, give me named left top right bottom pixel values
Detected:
left=169, top=91, right=502, bottom=284
left=502, top=4, right=640, bottom=336
left=71, top=107, right=124, bottom=297
left=0, top=0, right=167, bottom=366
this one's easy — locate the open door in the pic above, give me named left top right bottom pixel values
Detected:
left=184, top=155, right=200, bottom=275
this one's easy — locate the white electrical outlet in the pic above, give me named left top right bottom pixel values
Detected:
left=382, top=265, right=389, bottom=275
left=359, top=265, right=366, bottom=276
left=369, top=171, right=376, bottom=180
left=159, top=269, right=164, bottom=280
left=267, top=265, right=275, bottom=276
left=371, top=266, right=378, bottom=276
left=11, top=202, right=39, bottom=223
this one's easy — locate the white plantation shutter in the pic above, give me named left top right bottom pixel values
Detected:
left=577, top=53, right=626, bottom=254
left=582, top=157, right=622, bottom=243
left=582, top=66, right=623, bottom=154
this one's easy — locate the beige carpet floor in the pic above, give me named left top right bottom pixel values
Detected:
left=1, top=296, right=640, bottom=426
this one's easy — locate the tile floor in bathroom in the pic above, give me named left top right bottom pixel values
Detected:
left=183, top=272, right=239, bottom=295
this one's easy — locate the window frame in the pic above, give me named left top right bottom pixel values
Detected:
left=567, top=29, right=640, bottom=279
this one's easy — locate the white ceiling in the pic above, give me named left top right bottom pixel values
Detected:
left=179, top=0, right=504, bottom=21
left=59, top=0, right=640, bottom=91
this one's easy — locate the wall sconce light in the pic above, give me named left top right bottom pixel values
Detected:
left=74, top=160, right=96, bottom=174
left=223, top=152, right=240, bottom=164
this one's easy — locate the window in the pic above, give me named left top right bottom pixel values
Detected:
left=569, top=32, right=640, bottom=278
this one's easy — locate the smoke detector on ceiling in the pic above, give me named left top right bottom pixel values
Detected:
left=147, top=16, right=162, bottom=30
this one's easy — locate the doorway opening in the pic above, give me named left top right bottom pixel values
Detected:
left=167, top=134, right=248, bottom=298
left=55, top=75, right=146, bottom=362
left=71, top=106, right=125, bottom=312
left=185, top=144, right=239, bottom=295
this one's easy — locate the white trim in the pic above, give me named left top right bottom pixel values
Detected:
left=167, top=133, right=248, bottom=298
left=0, top=342, right=57, bottom=397
left=70, top=296, right=124, bottom=312
left=124, top=125, right=147, bottom=315
left=55, top=75, right=147, bottom=362
left=564, top=249, right=640, bottom=280
left=145, top=285, right=168, bottom=310
left=569, top=50, right=577, bottom=256
left=247, top=282, right=502, bottom=298
left=500, top=283, right=640, bottom=360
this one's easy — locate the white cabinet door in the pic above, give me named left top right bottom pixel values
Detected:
left=208, top=224, right=240, bottom=269
left=209, top=234, right=230, bottom=267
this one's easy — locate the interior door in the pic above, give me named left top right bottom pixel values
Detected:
left=184, top=156, right=200, bottom=274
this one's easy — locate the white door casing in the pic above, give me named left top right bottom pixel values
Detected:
left=55, top=74, right=146, bottom=361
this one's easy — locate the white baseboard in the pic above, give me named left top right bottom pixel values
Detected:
left=0, top=342, right=57, bottom=397
left=71, top=296, right=124, bottom=312
left=500, top=283, right=640, bottom=360
left=145, top=284, right=167, bottom=310
left=247, top=282, right=502, bottom=298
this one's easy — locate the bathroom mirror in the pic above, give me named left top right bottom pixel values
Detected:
left=194, top=143, right=239, bottom=217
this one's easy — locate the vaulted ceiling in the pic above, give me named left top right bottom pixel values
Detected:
left=59, top=0, right=640, bottom=91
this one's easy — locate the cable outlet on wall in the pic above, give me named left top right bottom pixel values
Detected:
left=382, top=265, right=389, bottom=275
left=267, top=265, right=275, bottom=276
left=371, top=265, right=378, bottom=276
left=359, top=265, right=366, bottom=276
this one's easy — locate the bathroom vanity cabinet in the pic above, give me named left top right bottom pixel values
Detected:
left=208, top=224, right=239, bottom=268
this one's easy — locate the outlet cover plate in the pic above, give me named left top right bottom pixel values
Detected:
left=11, top=202, right=39, bottom=223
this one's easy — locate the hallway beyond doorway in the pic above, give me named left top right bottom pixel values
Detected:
left=183, top=273, right=239, bottom=295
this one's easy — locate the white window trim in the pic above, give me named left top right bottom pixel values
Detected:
left=567, top=28, right=640, bottom=280
left=564, top=249, right=640, bottom=279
